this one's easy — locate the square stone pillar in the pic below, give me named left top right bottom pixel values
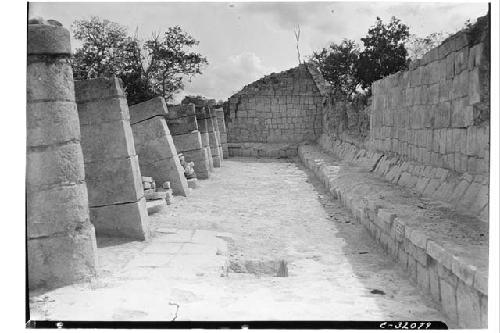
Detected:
left=195, top=106, right=215, bottom=171
left=167, top=104, right=211, bottom=179
left=129, top=97, right=189, bottom=196
left=210, top=107, right=224, bottom=159
left=215, top=107, right=228, bottom=158
left=197, top=107, right=221, bottom=167
left=27, top=20, right=97, bottom=290
left=75, top=77, right=149, bottom=241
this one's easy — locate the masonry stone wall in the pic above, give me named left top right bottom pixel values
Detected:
left=129, top=97, right=189, bottom=196
left=167, top=104, right=211, bottom=179
left=227, top=64, right=323, bottom=147
left=27, top=21, right=97, bottom=289
left=319, top=14, right=490, bottom=223
left=370, top=16, right=490, bottom=177
left=75, top=77, right=149, bottom=240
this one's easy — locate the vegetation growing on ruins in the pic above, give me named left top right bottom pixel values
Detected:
left=71, top=17, right=208, bottom=105
left=311, top=16, right=410, bottom=98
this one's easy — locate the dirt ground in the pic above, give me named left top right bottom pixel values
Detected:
left=29, top=157, right=449, bottom=324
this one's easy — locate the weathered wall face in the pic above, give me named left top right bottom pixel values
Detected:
left=129, top=97, right=189, bottom=196
left=318, top=14, right=490, bottom=223
left=167, top=104, right=211, bottom=179
left=27, top=21, right=97, bottom=290
left=227, top=64, right=323, bottom=144
left=75, top=77, right=149, bottom=240
left=370, top=17, right=489, bottom=176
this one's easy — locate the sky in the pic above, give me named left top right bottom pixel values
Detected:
left=29, top=1, right=488, bottom=102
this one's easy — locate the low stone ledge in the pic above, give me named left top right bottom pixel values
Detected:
left=228, top=142, right=299, bottom=158
left=298, top=143, right=488, bottom=328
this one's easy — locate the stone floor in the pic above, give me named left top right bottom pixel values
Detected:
left=29, top=157, right=450, bottom=324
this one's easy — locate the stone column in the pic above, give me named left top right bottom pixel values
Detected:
left=166, top=104, right=211, bottom=179
left=215, top=107, right=228, bottom=158
left=129, top=97, right=189, bottom=196
left=195, top=106, right=215, bottom=171
left=206, top=107, right=222, bottom=167
left=75, top=77, right=149, bottom=241
left=27, top=20, right=97, bottom=290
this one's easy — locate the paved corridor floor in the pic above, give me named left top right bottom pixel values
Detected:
left=29, top=158, right=449, bottom=324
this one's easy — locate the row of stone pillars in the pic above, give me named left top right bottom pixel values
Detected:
left=26, top=20, right=226, bottom=290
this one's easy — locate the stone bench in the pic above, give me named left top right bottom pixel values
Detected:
left=298, top=143, right=488, bottom=328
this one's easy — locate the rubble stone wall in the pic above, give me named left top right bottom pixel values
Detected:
left=167, top=104, right=211, bottom=179
left=129, top=97, right=189, bottom=196
left=27, top=22, right=97, bottom=290
left=226, top=64, right=323, bottom=148
left=75, top=77, right=149, bottom=240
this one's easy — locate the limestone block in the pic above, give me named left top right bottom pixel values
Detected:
left=74, top=77, right=124, bottom=103
left=27, top=142, right=85, bottom=190
left=77, top=97, right=130, bottom=125
left=205, top=147, right=214, bottom=171
left=27, top=60, right=75, bottom=102
left=197, top=118, right=208, bottom=133
left=456, top=281, right=482, bottom=328
left=417, top=262, right=430, bottom=292
left=182, top=149, right=210, bottom=179
left=479, top=294, right=488, bottom=328
left=27, top=184, right=90, bottom=239
left=129, top=97, right=168, bottom=124
left=28, top=23, right=71, bottom=55
left=440, top=278, right=459, bottom=323
left=445, top=53, right=455, bottom=79
left=27, top=101, right=81, bottom=147
left=429, top=261, right=441, bottom=302
left=28, top=223, right=97, bottom=290
left=139, top=157, right=189, bottom=196
left=90, top=197, right=149, bottom=240
left=200, top=132, right=210, bottom=147
left=454, top=48, right=469, bottom=75
left=172, top=131, right=203, bottom=152
left=167, top=103, right=196, bottom=119
left=208, top=132, right=221, bottom=149
left=166, top=116, right=198, bottom=135
left=451, top=70, right=469, bottom=100
left=85, top=155, right=144, bottom=206
left=469, top=68, right=481, bottom=105
left=80, top=120, right=136, bottom=162
left=451, top=97, right=473, bottom=128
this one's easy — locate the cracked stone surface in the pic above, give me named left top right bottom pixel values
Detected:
left=29, top=157, right=449, bottom=324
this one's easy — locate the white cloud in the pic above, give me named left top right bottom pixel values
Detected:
left=179, top=52, right=276, bottom=101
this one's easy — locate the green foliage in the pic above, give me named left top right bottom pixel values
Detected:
left=71, top=17, right=208, bottom=104
left=143, top=27, right=208, bottom=100
left=406, top=32, right=446, bottom=61
left=355, top=16, right=410, bottom=90
left=311, top=39, right=360, bottom=99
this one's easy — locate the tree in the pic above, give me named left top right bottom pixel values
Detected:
left=311, top=39, right=360, bottom=98
left=71, top=17, right=208, bottom=104
left=355, top=16, right=410, bottom=90
left=72, top=17, right=135, bottom=79
left=143, top=27, right=208, bottom=100
left=406, top=32, right=446, bottom=61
